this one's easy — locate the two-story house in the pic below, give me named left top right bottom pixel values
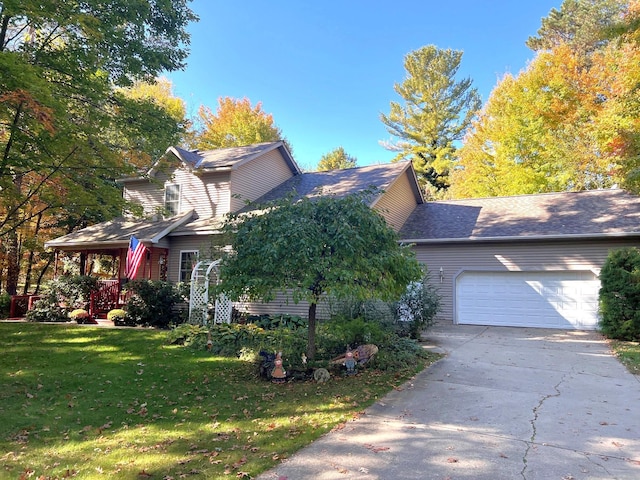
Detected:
left=45, top=141, right=423, bottom=319
left=46, top=141, right=640, bottom=330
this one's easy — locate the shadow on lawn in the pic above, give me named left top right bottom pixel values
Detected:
left=0, top=323, right=385, bottom=479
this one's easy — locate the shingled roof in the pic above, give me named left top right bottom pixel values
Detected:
left=399, top=189, right=640, bottom=243
left=44, top=210, right=196, bottom=250
left=244, top=160, right=421, bottom=208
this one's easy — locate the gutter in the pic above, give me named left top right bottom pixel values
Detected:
left=401, top=231, right=640, bottom=245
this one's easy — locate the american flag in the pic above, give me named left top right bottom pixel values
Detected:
left=125, top=236, right=147, bottom=279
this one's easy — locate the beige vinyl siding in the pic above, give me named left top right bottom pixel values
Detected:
left=230, top=149, right=295, bottom=211
left=124, top=169, right=231, bottom=219
left=177, top=170, right=231, bottom=218
left=374, top=172, right=418, bottom=232
left=123, top=180, right=165, bottom=216
left=166, top=236, right=218, bottom=283
left=412, top=238, right=640, bottom=325
left=235, top=292, right=332, bottom=320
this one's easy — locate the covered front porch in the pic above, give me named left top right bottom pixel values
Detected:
left=41, top=211, right=195, bottom=319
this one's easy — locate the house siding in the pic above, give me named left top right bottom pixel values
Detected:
left=412, top=238, right=640, bottom=324
left=177, top=170, right=231, bottom=218
left=374, top=172, right=418, bottom=232
left=123, top=179, right=165, bottom=216
left=166, top=236, right=219, bottom=283
left=230, top=149, right=295, bottom=211
left=235, top=292, right=333, bottom=320
left=125, top=170, right=232, bottom=219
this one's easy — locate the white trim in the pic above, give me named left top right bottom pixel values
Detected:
left=402, top=231, right=640, bottom=245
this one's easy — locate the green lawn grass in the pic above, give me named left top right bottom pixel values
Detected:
left=609, top=339, right=640, bottom=375
left=0, top=323, right=440, bottom=479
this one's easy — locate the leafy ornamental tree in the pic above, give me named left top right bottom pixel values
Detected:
left=196, top=97, right=287, bottom=150
left=599, top=247, right=640, bottom=340
left=317, top=147, right=358, bottom=171
left=0, top=1, right=196, bottom=294
left=380, top=45, right=481, bottom=195
left=215, top=192, right=424, bottom=359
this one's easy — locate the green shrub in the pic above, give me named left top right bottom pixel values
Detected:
left=169, top=309, right=433, bottom=374
left=26, top=291, right=69, bottom=323
left=124, top=280, right=188, bottom=328
left=317, top=317, right=388, bottom=358
left=395, top=279, right=441, bottom=339
left=247, top=313, right=307, bottom=330
left=370, top=336, right=431, bottom=371
left=167, top=323, right=211, bottom=347
left=55, top=275, right=98, bottom=309
left=599, top=247, right=640, bottom=340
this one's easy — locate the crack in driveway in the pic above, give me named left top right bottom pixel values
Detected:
left=521, top=373, right=566, bottom=479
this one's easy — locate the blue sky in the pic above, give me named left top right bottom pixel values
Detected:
left=167, top=0, right=563, bottom=170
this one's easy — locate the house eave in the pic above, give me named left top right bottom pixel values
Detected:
left=44, top=240, right=129, bottom=250
left=401, top=231, right=640, bottom=245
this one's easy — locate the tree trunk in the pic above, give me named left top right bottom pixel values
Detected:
left=5, top=230, right=18, bottom=295
left=307, top=301, right=317, bottom=360
left=34, top=254, right=54, bottom=295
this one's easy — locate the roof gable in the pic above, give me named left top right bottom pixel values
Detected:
left=119, top=141, right=300, bottom=182
left=399, top=189, right=640, bottom=242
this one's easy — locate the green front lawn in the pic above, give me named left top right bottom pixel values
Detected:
left=0, top=323, right=440, bottom=479
left=610, top=339, right=640, bottom=375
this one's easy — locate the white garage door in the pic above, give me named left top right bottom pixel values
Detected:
left=456, top=270, right=600, bottom=330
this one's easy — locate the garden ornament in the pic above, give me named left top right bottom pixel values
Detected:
left=271, top=351, right=286, bottom=383
left=313, top=368, right=331, bottom=383
left=344, top=349, right=356, bottom=375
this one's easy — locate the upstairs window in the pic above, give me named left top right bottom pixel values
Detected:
left=165, top=184, right=180, bottom=216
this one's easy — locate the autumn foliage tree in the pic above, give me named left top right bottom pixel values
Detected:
left=0, top=1, right=196, bottom=294
left=452, top=0, right=640, bottom=198
left=317, top=147, right=358, bottom=171
left=196, top=97, right=286, bottom=150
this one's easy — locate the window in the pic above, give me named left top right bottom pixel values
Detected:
left=164, top=184, right=181, bottom=216
left=179, top=251, right=198, bottom=283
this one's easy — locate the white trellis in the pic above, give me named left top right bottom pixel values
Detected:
left=188, top=259, right=233, bottom=324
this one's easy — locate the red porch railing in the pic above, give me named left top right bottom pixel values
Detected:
left=89, top=280, right=122, bottom=318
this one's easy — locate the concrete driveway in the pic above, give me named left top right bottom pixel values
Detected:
left=257, top=325, right=640, bottom=480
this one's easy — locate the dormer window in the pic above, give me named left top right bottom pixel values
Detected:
left=165, top=184, right=180, bottom=216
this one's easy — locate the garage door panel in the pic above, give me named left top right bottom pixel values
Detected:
left=456, top=271, right=600, bottom=330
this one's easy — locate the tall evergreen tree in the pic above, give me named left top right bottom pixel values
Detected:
left=380, top=45, right=481, bottom=195
left=526, top=0, right=626, bottom=55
